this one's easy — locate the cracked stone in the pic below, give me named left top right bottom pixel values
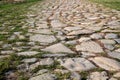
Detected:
left=58, top=58, right=96, bottom=72
left=29, top=73, right=56, bottom=80
left=41, top=43, right=75, bottom=54
left=30, top=34, right=56, bottom=43
left=76, top=41, right=104, bottom=53
left=89, top=57, right=120, bottom=71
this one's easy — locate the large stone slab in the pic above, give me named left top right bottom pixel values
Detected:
left=107, top=51, right=120, bottom=60
left=100, top=39, right=116, bottom=45
left=30, top=58, right=54, bottom=70
left=41, top=43, right=75, bottom=54
left=30, top=34, right=56, bottom=43
left=76, top=41, right=104, bottom=53
left=105, top=33, right=118, bottom=39
left=51, top=20, right=67, bottom=28
left=58, top=58, right=96, bottom=72
left=87, top=71, right=109, bottom=80
left=29, top=73, right=56, bottom=80
left=28, top=29, right=52, bottom=34
left=67, top=29, right=94, bottom=36
left=64, top=26, right=82, bottom=32
left=89, top=57, right=120, bottom=71
left=17, top=51, right=39, bottom=56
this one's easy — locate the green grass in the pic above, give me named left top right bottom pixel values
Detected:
left=90, top=0, right=120, bottom=10
left=0, top=0, right=42, bottom=79
left=0, top=0, right=42, bottom=42
left=0, top=54, right=23, bottom=79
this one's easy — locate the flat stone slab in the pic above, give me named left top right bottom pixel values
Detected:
left=30, top=34, right=56, bottom=43
left=107, top=51, right=120, bottom=60
left=17, top=51, right=39, bottom=56
left=114, top=39, right=120, bottom=44
left=64, top=26, right=82, bottom=32
left=58, top=58, right=96, bottom=72
left=28, top=29, right=52, bottom=34
left=105, top=33, right=118, bottom=39
left=41, top=43, right=75, bottom=54
left=76, top=41, right=104, bottom=53
left=29, top=73, right=56, bottom=80
left=42, top=53, right=67, bottom=57
left=89, top=57, right=120, bottom=71
left=30, top=58, right=54, bottom=70
left=67, top=29, right=94, bottom=36
left=51, top=20, right=67, bottom=28
left=90, top=33, right=103, bottom=39
left=87, top=71, right=108, bottom=80
left=22, top=58, right=37, bottom=63
left=36, top=23, right=49, bottom=29
left=100, top=39, right=116, bottom=45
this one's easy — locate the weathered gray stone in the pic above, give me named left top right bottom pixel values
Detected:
left=100, top=39, right=116, bottom=45
left=51, top=20, right=67, bottom=28
left=64, top=26, right=82, bottom=32
left=104, top=44, right=114, bottom=50
left=107, top=51, right=120, bottom=60
left=42, top=53, right=67, bottom=57
left=29, top=73, right=56, bottom=80
left=22, top=58, right=37, bottom=63
left=78, top=37, right=91, bottom=42
left=105, top=33, right=118, bottom=39
left=102, top=29, right=120, bottom=33
left=87, top=71, right=109, bottom=80
left=81, top=52, right=96, bottom=58
left=67, top=29, right=94, bottom=36
left=30, top=34, right=56, bottom=43
left=17, top=51, right=39, bottom=56
left=1, top=50, right=14, bottom=55
left=89, top=57, right=120, bottom=71
left=36, top=69, right=48, bottom=75
left=114, top=39, right=120, bottom=44
left=30, top=58, right=54, bottom=70
left=58, top=58, right=96, bottom=72
left=90, top=33, right=103, bottom=39
left=28, top=29, right=52, bottom=34
left=76, top=41, right=104, bottom=53
left=71, top=72, right=81, bottom=80
left=41, top=43, right=75, bottom=54
left=65, top=40, right=77, bottom=45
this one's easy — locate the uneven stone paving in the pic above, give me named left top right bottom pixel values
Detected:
left=1, top=0, right=120, bottom=80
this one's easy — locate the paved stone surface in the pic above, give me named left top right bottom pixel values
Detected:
left=30, top=34, right=56, bottom=44
left=100, top=39, right=116, bottom=45
left=58, top=58, right=96, bottom=71
left=107, top=51, right=120, bottom=60
left=1, top=0, right=120, bottom=79
left=41, top=43, right=75, bottom=54
left=76, top=41, right=104, bottom=53
left=87, top=71, right=109, bottom=80
left=17, top=51, right=39, bottom=56
left=89, top=57, right=120, bottom=71
left=105, top=33, right=118, bottom=39
left=29, top=73, right=56, bottom=80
